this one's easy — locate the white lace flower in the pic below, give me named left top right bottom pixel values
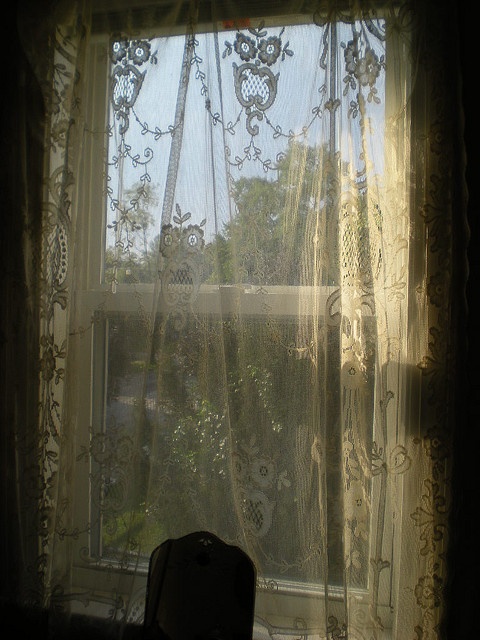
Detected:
left=251, top=458, right=275, bottom=487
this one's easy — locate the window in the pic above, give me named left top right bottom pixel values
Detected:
left=70, top=9, right=391, bottom=624
left=36, top=1, right=457, bottom=637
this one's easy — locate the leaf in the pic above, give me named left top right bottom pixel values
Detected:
left=277, top=470, right=290, bottom=490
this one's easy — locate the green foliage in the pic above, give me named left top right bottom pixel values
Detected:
left=102, top=506, right=168, bottom=557
left=105, top=143, right=351, bottom=287
left=206, top=141, right=340, bottom=286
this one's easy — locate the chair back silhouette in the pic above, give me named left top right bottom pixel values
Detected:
left=144, top=531, right=256, bottom=640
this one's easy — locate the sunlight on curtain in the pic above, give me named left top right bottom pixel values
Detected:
left=15, top=0, right=463, bottom=638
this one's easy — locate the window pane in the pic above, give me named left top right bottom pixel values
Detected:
left=91, top=306, right=372, bottom=589
left=104, top=20, right=385, bottom=288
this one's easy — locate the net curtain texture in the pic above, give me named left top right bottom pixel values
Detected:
left=3, top=0, right=469, bottom=639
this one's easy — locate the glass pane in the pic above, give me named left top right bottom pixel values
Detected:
left=91, top=308, right=372, bottom=589
left=103, top=20, right=385, bottom=288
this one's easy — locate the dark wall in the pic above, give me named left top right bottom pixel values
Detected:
left=1, top=0, right=43, bottom=610
left=446, top=4, right=479, bottom=637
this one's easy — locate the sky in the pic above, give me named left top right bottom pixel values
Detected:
left=105, top=17, right=386, bottom=260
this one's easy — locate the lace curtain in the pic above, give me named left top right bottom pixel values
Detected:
left=7, top=0, right=467, bottom=638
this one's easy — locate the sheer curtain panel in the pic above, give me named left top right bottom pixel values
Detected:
left=6, top=0, right=467, bottom=638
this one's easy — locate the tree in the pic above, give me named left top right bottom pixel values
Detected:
left=105, top=182, right=159, bottom=284
left=205, top=141, right=340, bottom=286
